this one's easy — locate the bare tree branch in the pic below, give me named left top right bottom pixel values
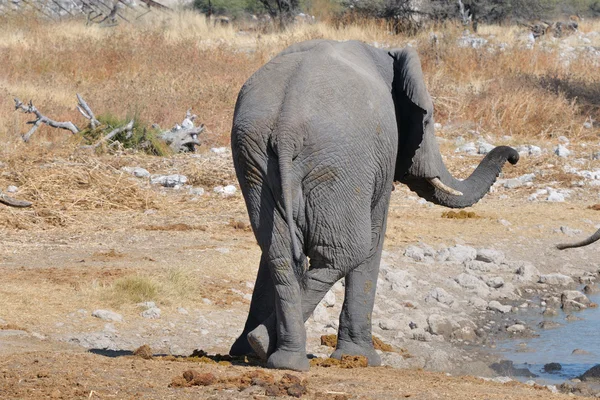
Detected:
left=76, top=94, right=100, bottom=129
left=0, top=190, right=32, bottom=208
left=14, top=98, right=80, bottom=142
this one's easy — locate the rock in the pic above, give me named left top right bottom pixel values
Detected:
left=539, top=273, right=574, bottom=286
left=538, top=321, right=562, bottom=329
left=151, top=174, right=187, bottom=187
left=92, top=310, right=123, bottom=322
left=404, top=245, right=425, bottom=262
left=427, top=314, right=455, bottom=337
left=478, top=141, right=495, bottom=155
left=544, top=363, right=562, bottom=372
left=547, top=191, right=566, bottom=202
left=561, top=291, right=590, bottom=310
left=385, top=270, right=413, bottom=294
left=424, top=287, right=455, bottom=306
left=321, top=290, right=335, bottom=308
left=137, top=301, right=156, bottom=309
left=579, top=365, right=600, bottom=381
left=488, top=301, right=512, bottom=313
left=455, top=273, right=488, bottom=293
left=6, top=185, right=18, bottom=193
left=447, top=245, right=477, bottom=263
left=122, top=167, right=150, bottom=178
left=379, top=319, right=402, bottom=331
left=476, top=249, right=505, bottom=264
left=213, top=185, right=237, bottom=197
left=543, top=308, right=558, bottom=316
left=573, top=349, right=592, bottom=356
left=566, top=314, right=583, bottom=322
left=141, top=307, right=161, bottom=319
left=490, top=360, right=537, bottom=377
left=486, top=277, right=505, bottom=289
left=502, top=178, right=523, bottom=189
left=583, top=284, right=599, bottom=294
left=465, top=260, right=493, bottom=273
left=312, top=303, right=330, bottom=324
left=210, top=147, right=228, bottom=154
left=177, top=307, right=189, bottom=315
left=562, top=300, right=587, bottom=311
left=555, top=144, right=571, bottom=158
left=507, top=324, right=525, bottom=333
left=188, top=187, right=205, bottom=196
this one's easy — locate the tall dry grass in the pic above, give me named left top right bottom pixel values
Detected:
left=0, top=12, right=598, bottom=228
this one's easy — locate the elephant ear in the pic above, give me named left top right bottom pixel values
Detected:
left=389, top=47, right=440, bottom=181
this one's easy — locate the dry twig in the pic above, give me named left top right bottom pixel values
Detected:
left=14, top=98, right=80, bottom=142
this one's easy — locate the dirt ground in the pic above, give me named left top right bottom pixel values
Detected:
left=2, top=154, right=599, bottom=399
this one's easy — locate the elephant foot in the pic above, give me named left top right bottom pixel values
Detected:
left=331, top=340, right=381, bottom=366
left=229, top=333, right=255, bottom=357
left=247, top=324, right=276, bottom=361
left=267, top=349, right=310, bottom=371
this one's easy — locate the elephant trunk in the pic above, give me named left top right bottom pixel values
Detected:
left=401, top=146, right=519, bottom=209
left=556, top=228, right=600, bottom=250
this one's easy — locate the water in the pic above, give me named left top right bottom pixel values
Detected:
left=495, top=291, right=600, bottom=385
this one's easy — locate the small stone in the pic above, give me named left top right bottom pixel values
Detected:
left=404, top=245, right=425, bottom=262
left=486, top=277, right=505, bottom=289
left=151, top=174, right=187, bottom=187
left=6, top=185, right=18, bottom=193
left=538, top=321, right=562, bottom=329
left=188, top=187, right=205, bottom=196
left=424, top=287, right=455, bottom=306
left=555, top=144, right=571, bottom=158
left=488, top=301, right=512, bottom=313
left=92, top=310, right=123, bottom=322
left=543, top=308, right=558, bottom=316
left=177, top=307, right=189, bottom=315
left=539, top=273, right=574, bottom=286
left=572, top=349, right=591, bottom=356
left=447, top=245, right=477, bottom=263
left=141, top=307, right=161, bottom=319
left=321, top=290, right=336, bottom=308
left=544, top=363, right=562, bottom=372
left=476, top=249, right=505, bottom=264
left=507, top=324, right=525, bottom=333
left=547, top=191, right=566, bottom=202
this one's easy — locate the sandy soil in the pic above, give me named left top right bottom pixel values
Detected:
left=1, top=150, right=599, bottom=399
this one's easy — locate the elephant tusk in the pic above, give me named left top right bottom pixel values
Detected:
left=428, top=178, right=463, bottom=196
left=0, top=191, right=32, bottom=208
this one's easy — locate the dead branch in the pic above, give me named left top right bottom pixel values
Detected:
left=76, top=94, right=100, bottom=129
left=14, top=98, right=80, bottom=142
left=82, top=119, right=135, bottom=149
left=0, top=190, right=32, bottom=208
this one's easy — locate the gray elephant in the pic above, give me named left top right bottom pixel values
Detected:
left=556, top=227, right=600, bottom=249
left=229, top=39, right=519, bottom=371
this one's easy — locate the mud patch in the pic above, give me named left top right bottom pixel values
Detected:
left=589, top=204, right=600, bottom=211
left=320, top=334, right=406, bottom=355
left=133, top=344, right=153, bottom=360
left=169, top=368, right=308, bottom=397
left=141, top=223, right=207, bottom=231
left=310, top=355, right=368, bottom=368
left=91, top=249, right=124, bottom=261
left=442, top=210, right=481, bottom=219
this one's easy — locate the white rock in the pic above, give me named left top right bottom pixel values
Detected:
left=404, top=245, right=426, bottom=262
left=189, top=187, right=205, bottom=196
left=177, top=307, right=189, bottom=315
left=141, top=307, right=161, bottom=319
left=476, top=248, right=505, bottom=264
left=92, top=310, right=123, bottom=322
left=555, top=144, right=571, bottom=158
left=455, top=273, right=488, bottom=292
left=210, top=147, right=229, bottom=154
left=488, top=301, right=512, bottom=313
left=321, top=290, right=336, bottom=308
left=486, top=277, right=505, bottom=289
left=547, top=191, right=565, bottom=202
left=424, top=287, right=455, bottom=306
left=539, top=273, right=574, bottom=286
left=214, top=184, right=237, bottom=197
left=447, top=245, right=477, bottom=263
left=507, top=324, right=525, bottom=333
left=6, top=185, right=18, bottom=193
left=151, top=174, right=188, bottom=187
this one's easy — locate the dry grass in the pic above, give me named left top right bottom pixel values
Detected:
left=0, top=13, right=599, bottom=231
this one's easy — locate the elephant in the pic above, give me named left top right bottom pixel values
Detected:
left=556, top=227, right=600, bottom=249
left=229, top=39, right=519, bottom=371
left=0, top=190, right=32, bottom=207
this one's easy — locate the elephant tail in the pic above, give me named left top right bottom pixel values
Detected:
left=278, top=146, right=303, bottom=266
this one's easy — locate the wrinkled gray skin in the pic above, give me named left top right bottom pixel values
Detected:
left=557, top=227, right=600, bottom=249
left=229, top=40, right=519, bottom=371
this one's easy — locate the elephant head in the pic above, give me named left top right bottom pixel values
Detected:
left=556, top=227, right=600, bottom=249
left=389, top=48, right=519, bottom=208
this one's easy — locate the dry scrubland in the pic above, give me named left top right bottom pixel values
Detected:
left=1, top=12, right=600, bottom=399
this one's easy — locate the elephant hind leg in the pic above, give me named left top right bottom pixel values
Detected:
left=331, top=192, right=391, bottom=366
left=229, top=253, right=275, bottom=357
